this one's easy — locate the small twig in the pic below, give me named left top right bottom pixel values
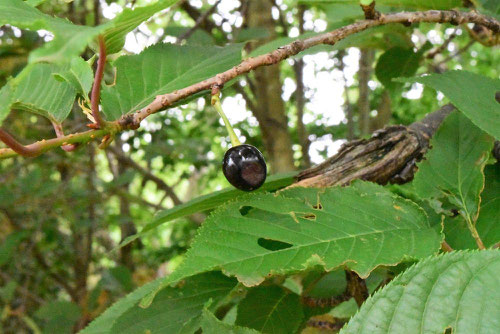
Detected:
left=271, top=0, right=290, bottom=35
left=90, top=35, right=107, bottom=128
left=436, top=39, right=475, bottom=67
left=107, top=145, right=183, bottom=205
left=426, top=29, right=458, bottom=59
left=0, top=128, right=108, bottom=159
left=51, top=121, right=79, bottom=152
left=177, top=0, right=221, bottom=43
left=0, top=272, right=45, bottom=305
left=360, top=1, right=380, bottom=20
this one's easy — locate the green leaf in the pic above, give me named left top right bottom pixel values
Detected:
left=398, top=71, right=500, bottom=139
left=108, top=272, right=237, bottom=334
left=0, top=231, right=29, bottom=266
left=102, top=0, right=179, bottom=55
left=375, top=47, right=421, bottom=90
left=24, top=0, right=46, bottom=7
left=0, top=81, right=14, bottom=125
left=413, top=111, right=494, bottom=223
left=53, top=57, right=93, bottom=101
left=162, top=26, right=215, bottom=45
left=341, top=250, right=500, bottom=334
left=0, top=0, right=179, bottom=63
left=80, top=277, right=165, bottom=334
left=478, top=0, right=500, bottom=15
left=444, top=163, right=500, bottom=249
left=201, top=308, right=260, bottom=334
left=6, top=63, right=77, bottom=123
left=0, top=281, right=17, bottom=303
left=117, top=172, right=297, bottom=250
left=236, top=286, right=304, bottom=334
left=101, top=43, right=243, bottom=120
left=144, top=181, right=441, bottom=306
left=0, top=0, right=104, bottom=63
left=35, top=301, right=81, bottom=334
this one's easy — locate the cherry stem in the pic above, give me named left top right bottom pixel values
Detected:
left=211, top=93, right=241, bottom=147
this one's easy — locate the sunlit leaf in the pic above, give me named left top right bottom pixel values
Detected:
left=4, top=63, right=77, bottom=123
left=0, top=0, right=179, bottom=63
left=142, top=181, right=441, bottom=307
left=413, top=111, right=494, bottom=223
left=398, top=71, right=500, bottom=139
left=117, top=172, right=297, bottom=250
left=101, top=43, right=243, bottom=120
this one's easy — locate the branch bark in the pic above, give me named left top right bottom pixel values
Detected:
left=295, top=104, right=456, bottom=188
left=123, top=10, right=497, bottom=129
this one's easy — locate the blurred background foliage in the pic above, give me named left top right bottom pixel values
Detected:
left=0, top=0, right=498, bottom=332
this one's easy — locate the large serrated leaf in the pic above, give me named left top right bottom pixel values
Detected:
left=53, top=57, right=93, bottom=101
left=143, top=181, right=441, bottom=307
left=4, top=63, right=78, bottom=123
left=117, top=172, right=297, bottom=250
left=101, top=43, right=243, bottom=120
left=341, top=250, right=500, bottom=334
left=444, top=163, right=500, bottom=249
left=102, top=0, right=179, bottom=54
left=398, top=71, right=500, bottom=139
left=0, top=0, right=179, bottom=63
left=83, top=272, right=237, bottom=334
left=0, top=0, right=103, bottom=63
left=413, top=111, right=494, bottom=223
left=236, top=286, right=303, bottom=334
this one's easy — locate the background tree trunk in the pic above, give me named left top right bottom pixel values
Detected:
left=358, top=49, right=375, bottom=136
left=246, top=0, right=295, bottom=172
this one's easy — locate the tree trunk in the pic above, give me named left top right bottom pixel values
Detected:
left=246, top=0, right=295, bottom=173
left=358, top=49, right=375, bottom=136
left=294, top=5, right=312, bottom=168
left=370, top=89, right=392, bottom=132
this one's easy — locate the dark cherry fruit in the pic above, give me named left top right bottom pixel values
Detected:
left=223, top=144, right=267, bottom=191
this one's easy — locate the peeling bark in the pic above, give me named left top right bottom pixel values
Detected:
left=295, top=104, right=456, bottom=188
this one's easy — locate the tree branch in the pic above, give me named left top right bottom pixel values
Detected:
left=0, top=128, right=42, bottom=157
left=121, top=10, right=498, bottom=129
left=0, top=10, right=497, bottom=159
left=177, top=0, right=221, bottom=43
left=295, top=104, right=457, bottom=188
